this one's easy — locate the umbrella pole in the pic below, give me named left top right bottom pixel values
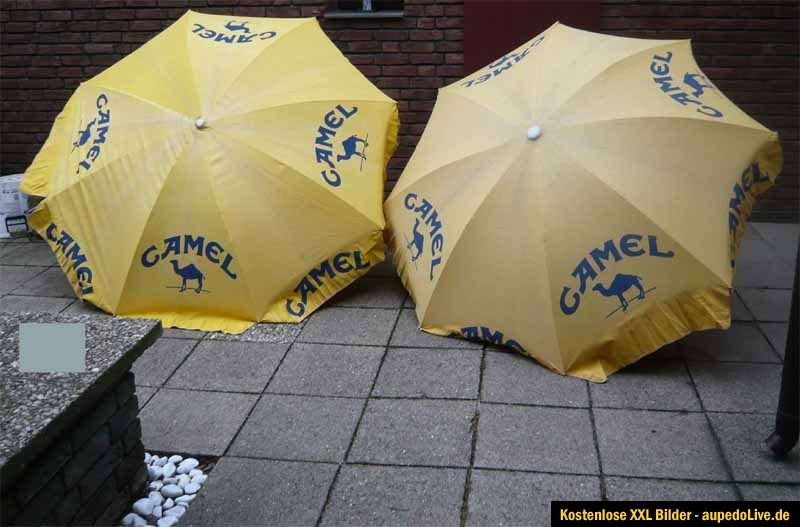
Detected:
left=765, top=236, right=799, bottom=457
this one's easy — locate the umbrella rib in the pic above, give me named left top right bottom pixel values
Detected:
left=213, top=97, right=395, bottom=126
left=82, top=83, right=190, bottom=120
left=442, top=89, right=526, bottom=130
left=553, top=114, right=777, bottom=138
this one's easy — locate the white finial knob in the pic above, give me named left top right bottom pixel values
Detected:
left=527, top=125, right=542, bottom=140
left=195, top=118, right=207, bottom=129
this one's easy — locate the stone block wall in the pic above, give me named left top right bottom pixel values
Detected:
left=1, top=373, right=146, bottom=526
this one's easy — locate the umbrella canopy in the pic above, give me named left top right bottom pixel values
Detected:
left=385, top=22, right=782, bottom=381
left=22, top=11, right=398, bottom=333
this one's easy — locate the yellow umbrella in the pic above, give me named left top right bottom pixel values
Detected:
left=385, top=22, right=782, bottom=381
left=21, top=11, right=398, bottom=333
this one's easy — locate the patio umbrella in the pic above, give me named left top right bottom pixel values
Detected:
left=21, top=11, right=398, bottom=333
left=384, top=22, right=782, bottom=381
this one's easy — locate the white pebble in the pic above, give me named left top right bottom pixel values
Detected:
left=147, top=466, right=163, bottom=481
left=168, top=454, right=183, bottom=464
left=149, top=481, right=163, bottom=491
left=162, top=477, right=178, bottom=485
left=122, top=513, right=147, bottom=526
left=177, top=474, right=191, bottom=487
left=183, top=482, right=202, bottom=494
left=153, top=456, right=168, bottom=467
left=157, top=517, right=178, bottom=527
left=190, top=474, right=207, bottom=486
left=160, top=484, right=183, bottom=498
left=132, top=497, right=155, bottom=517
left=163, top=498, right=174, bottom=509
left=175, top=494, right=196, bottom=505
left=148, top=491, right=164, bottom=505
left=165, top=506, right=186, bottom=519
left=152, top=505, right=162, bottom=519
left=144, top=453, right=151, bottom=464
left=161, top=462, right=176, bottom=479
left=189, top=469, right=203, bottom=477
left=177, top=458, right=199, bottom=474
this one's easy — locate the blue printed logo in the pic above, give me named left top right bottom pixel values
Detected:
left=192, top=20, right=276, bottom=44
left=402, top=193, right=444, bottom=281
left=314, top=104, right=368, bottom=187
left=728, top=161, right=771, bottom=267
left=559, top=234, right=674, bottom=318
left=140, top=234, right=238, bottom=294
left=45, top=223, right=94, bottom=295
left=286, top=251, right=371, bottom=317
left=73, top=94, right=110, bottom=174
left=460, top=35, right=545, bottom=88
left=459, top=326, right=524, bottom=352
left=650, top=52, right=722, bottom=118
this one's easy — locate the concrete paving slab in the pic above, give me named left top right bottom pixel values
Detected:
left=268, top=343, right=384, bottom=397
left=475, top=405, right=598, bottom=474
left=348, top=399, right=474, bottom=467
left=731, top=292, right=753, bottom=321
left=330, top=277, right=407, bottom=308
left=681, top=323, right=780, bottom=363
left=708, top=413, right=800, bottom=483
left=467, top=470, right=600, bottom=527
left=299, top=307, right=397, bottom=346
left=752, top=222, right=799, bottom=265
left=131, top=338, right=197, bottom=387
left=0, top=294, right=73, bottom=313
left=0, top=243, right=57, bottom=267
left=605, top=477, right=737, bottom=500
left=140, top=388, right=257, bottom=455
left=12, top=267, right=75, bottom=298
left=230, top=394, right=363, bottom=462
left=591, top=359, right=701, bottom=411
left=390, top=309, right=481, bottom=349
left=742, top=224, right=762, bottom=240
left=759, top=322, right=789, bottom=358
left=167, top=340, right=288, bottom=393
left=481, top=351, right=588, bottom=407
left=737, top=288, right=792, bottom=321
left=183, top=457, right=336, bottom=527
left=373, top=347, right=481, bottom=399
left=738, top=483, right=800, bottom=501
left=206, top=321, right=303, bottom=344
left=61, top=299, right=110, bottom=316
left=734, top=257, right=794, bottom=289
left=135, top=386, right=157, bottom=409
left=594, top=409, right=728, bottom=481
left=321, top=465, right=466, bottom=527
left=366, top=257, right=399, bottom=278
left=0, top=265, right=47, bottom=294
left=688, top=362, right=780, bottom=413
left=162, top=328, right=206, bottom=339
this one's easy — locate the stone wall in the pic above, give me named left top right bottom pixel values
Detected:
left=1, top=373, right=146, bottom=526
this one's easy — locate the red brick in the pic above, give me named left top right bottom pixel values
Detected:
left=375, top=53, right=409, bottom=65
left=8, top=10, right=40, bottom=21
left=374, top=29, right=407, bottom=41
left=401, top=41, right=435, bottom=53
left=381, top=42, right=401, bottom=52
left=92, top=32, right=122, bottom=42
left=348, top=41, right=379, bottom=52
left=105, top=9, right=137, bottom=20
left=378, top=77, right=411, bottom=89
left=408, top=53, right=443, bottom=65
left=4, top=22, right=36, bottom=32
left=41, top=10, right=72, bottom=21
left=130, top=20, right=161, bottom=31
left=410, top=29, right=443, bottom=41
left=436, top=65, right=462, bottom=76
left=382, top=65, right=417, bottom=76
left=135, top=9, right=170, bottom=19
left=84, top=43, right=114, bottom=54
left=435, top=17, right=462, bottom=29
left=417, top=17, right=435, bottom=29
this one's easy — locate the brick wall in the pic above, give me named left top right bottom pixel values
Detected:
left=1, top=0, right=796, bottom=221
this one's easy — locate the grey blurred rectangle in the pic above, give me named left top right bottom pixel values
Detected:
left=19, top=323, right=85, bottom=372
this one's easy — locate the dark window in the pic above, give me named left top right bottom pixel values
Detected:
left=327, top=1, right=404, bottom=14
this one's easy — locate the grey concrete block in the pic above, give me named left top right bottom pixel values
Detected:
left=688, top=362, right=781, bottom=413
left=682, top=323, right=781, bottom=363
left=390, top=309, right=481, bottom=349
left=467, top=470, right=600, bottom=527
left=12, top=267, right=76, bottom=297
left=63, top=426, right=111, bottom=489
left=268, top=342, right=384, bottom=397
left=139, top=389, right=257, bottom=455
left=373, top=347, right=481, bottom=399
left=0, top=294, right=74, bottom=313
left=131, top=338, right=196, bottom=387
left=475, top=405, right=598, bottom=474
left=230, top=394, right=363, bottom=462
left=330, top=277, right=407, bottom=308
left=591, top=359, right=701, bottom=411
left=605, top=477, right=737, bottom=500
left=738, top=484, right=800, bottom=501
left=594, top=409, right=728, bottom=481
left=183, top=457, right=336, bottom=527
left=759, top=322, right=789, bottom=358
left=737, top=288, right=792, bottom=321
left=0, top=243, right=57, bottom=266
left=481, top=351, right=588, bottom=407
left=299, top=307, right=397, bottom=345
left=167, top=340, right=288, bottom=393
left=709, top=413, right=800, bottom=482
left=162, top=328, right=206, bottom=339
left=349, top=399, right=474, bottom=467
left=0, top=265, right=47, bottom=294
left=321, top=465, right=466, bottom=527
left=206, top=322, right=302, bottom=344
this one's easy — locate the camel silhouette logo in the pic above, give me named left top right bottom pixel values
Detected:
left=337, top=133, right=369, bottom=172
left=402, top=193, right=445, bottom=281
left=406, top=218, right=425, bottom=263
left=592, top=273, right=656, bottom=318
left=168, top=260, right=207, bottom=294
left=72, top=119, right=96, bottom=151
left=682, top=72, right=713, bottom=97
left=224, top=21, right=250, bottom=33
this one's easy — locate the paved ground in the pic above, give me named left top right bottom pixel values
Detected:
left=1, top=222, right=798, bottom=525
